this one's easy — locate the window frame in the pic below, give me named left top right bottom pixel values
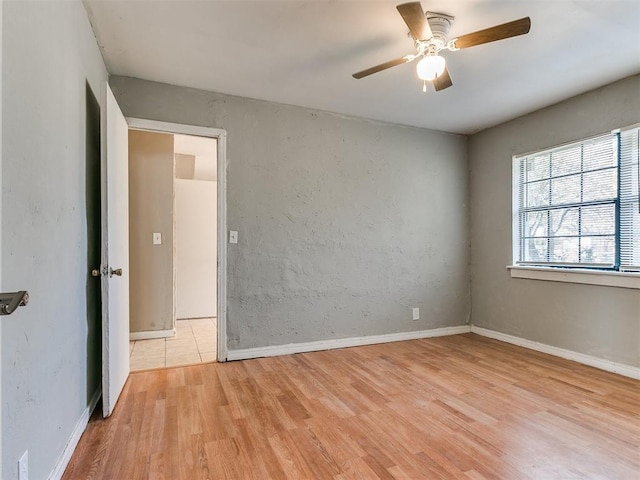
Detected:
left=510, top=125, right=640, bottom=289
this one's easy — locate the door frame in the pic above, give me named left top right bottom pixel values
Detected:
left=126, top=118, right=228, bottom=362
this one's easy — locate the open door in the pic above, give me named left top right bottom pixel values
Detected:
left=101, top=83, right=130, bottom=417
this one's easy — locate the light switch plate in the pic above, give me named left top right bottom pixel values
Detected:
left=229, top=230, right=238, bottom=244
left=153, top=232, right=162, bottom=245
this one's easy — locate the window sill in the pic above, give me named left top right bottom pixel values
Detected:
left=507, top=265, right=640, bottom=290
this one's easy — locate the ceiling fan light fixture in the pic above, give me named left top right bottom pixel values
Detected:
left=416, top=54, right=445, bottom=81
left=352, top=3, right=532, bottom=94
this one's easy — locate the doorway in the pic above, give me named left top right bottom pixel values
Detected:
left=123, top=120, right=227, bottom=370
left=85, top=83, right=102, bottom=398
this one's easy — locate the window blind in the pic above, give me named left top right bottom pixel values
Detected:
left=516, top=133, right=618, bottom=268
left=619, top=126, right=640, bottom=271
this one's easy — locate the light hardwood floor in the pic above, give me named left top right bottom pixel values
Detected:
left=63, top=333, right=639, bottom=479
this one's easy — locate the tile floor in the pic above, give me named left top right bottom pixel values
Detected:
left=129, top=317, right=217, bottom=372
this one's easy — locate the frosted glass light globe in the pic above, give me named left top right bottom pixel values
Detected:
left=416, top=55, right=446, bottom=81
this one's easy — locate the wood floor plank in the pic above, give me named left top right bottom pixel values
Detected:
left=334, top=456, right=386, bottom=480
left=63, top=334, right=640, bottom=479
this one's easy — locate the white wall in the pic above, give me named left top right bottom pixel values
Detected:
left=2, top=2, right=108, bottom=478
left=175, top=179, right=217, bottom=319
left=469, top=75, right=640, bottom=368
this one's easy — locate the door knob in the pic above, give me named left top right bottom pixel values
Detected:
left=91, top=269, right=101, bottom=277
left=109, top=267, right=123, bottom=277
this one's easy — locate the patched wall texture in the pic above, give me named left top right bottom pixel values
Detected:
left=110, top=76, right=470, bottom=350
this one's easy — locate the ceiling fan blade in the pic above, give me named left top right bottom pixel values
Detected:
left=352, top=56, right=411, bottom=79
left=397, top=2, right=432, bottom=41
left=433, top=66, right=453, bottom=91
left=453, top=17, right=531, bottom=49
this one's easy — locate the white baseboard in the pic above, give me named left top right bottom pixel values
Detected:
left=471, top=326, right=640, bottom=380
left=227, top=325, right=471, bottom=361
left=48, top=388, right=101, bottom=480
left=129, top=328, right=176, bottom=341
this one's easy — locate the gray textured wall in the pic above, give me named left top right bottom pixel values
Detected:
left=469, top=75, right=640, bottom=367
left=110, top=76, right=470, bottom=350
left=2, top=1, right=108, bottom=478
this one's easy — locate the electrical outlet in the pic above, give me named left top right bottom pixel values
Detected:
left=18, top=450, right=28, bottom=480
left=412, top=307, right=420, bottom=321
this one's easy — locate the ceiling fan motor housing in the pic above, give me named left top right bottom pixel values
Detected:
left=425, top=12, right=454, bottom=48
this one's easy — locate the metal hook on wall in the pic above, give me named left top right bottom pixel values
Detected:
left=0, top=291, right=29, bottom=315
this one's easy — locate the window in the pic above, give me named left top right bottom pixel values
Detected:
left=513, top=125, right=639, bottom=272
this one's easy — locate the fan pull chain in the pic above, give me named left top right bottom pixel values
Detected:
left=422, top=80, right=427, bottom=93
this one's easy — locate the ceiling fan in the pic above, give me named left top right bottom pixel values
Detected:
left=353, top=2, right=531, bottom=92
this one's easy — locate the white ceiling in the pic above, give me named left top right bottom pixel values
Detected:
left=84, top=0, right=640, bottom=135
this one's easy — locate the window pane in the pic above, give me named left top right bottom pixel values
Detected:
left=524, top=210, right=548, bottom=237
left=582, top=169, right=617, bottom=202
left=550, top=237, right=579, bottom=263
left=526, top=154, right=550, bottom=181
left=551, top=146, right=581, bottom=176
left=581, top=236, right=615, bottom=264
left=580, top=204, right=615, bottom=235
left=551, top=174, right=581, bottom=204
left=526, top=180, right=549, bottom=207
left=524, top=238, right=548, bottom=262
left=583, top=139, right=616, bottom=170
left=551, top=208, right=578, bottom=237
